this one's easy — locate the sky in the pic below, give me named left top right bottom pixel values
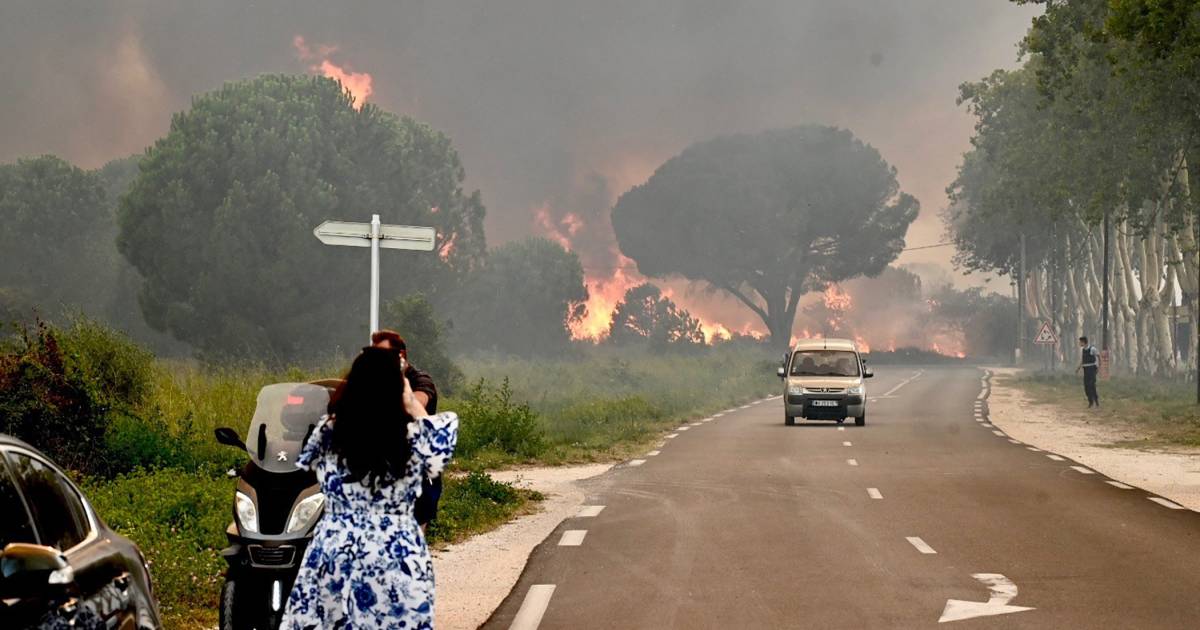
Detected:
left=0, top=0, right=1039, bottom=337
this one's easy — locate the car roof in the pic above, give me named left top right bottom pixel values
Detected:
left=791, top=338, right=857, bottom=352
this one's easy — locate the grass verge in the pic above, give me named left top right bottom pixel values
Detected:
left=1010, top=372, right=1200, bottom=448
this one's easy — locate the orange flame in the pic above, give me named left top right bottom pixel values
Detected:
left=293, top=36, right=373, bottom=109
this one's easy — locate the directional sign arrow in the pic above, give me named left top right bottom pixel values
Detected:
left=939, top=573, right=1034, bottom=623
left=313, top=221, right=436, bottom=251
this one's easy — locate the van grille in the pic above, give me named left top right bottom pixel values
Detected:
left=805, top=387, right=845, bottom=394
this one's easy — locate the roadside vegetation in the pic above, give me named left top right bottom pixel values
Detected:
left=1010, top=373, right=1200, bottom=449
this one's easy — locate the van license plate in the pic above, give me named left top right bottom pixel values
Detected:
left=811, top=400, right=838, bottom=407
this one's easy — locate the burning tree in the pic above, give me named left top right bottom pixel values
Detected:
left=611, top=126, right=918, bottom=345
left=607, top=283, right=705, bottom=349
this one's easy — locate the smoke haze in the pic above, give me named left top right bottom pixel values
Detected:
left=0, top=0, right=1036, bottom=336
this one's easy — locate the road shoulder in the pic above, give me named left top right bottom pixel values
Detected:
left=988, top=368, right=1200, bottom=510
left=433, top=464, right=611, bottom=630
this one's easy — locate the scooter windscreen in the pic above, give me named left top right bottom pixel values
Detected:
left=247, top=383, right=330, bottom=473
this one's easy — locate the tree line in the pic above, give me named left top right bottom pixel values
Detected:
left=946, top=0, right=1200, bottom=375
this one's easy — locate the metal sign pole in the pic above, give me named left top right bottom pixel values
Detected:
left=369, top=214, right=381, bottom=338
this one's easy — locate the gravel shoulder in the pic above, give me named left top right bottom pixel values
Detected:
left=989, top=367, right=1200, bottom=510
left=432, top=464, right=611, bottom=630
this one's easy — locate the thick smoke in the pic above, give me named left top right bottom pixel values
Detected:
left=0, top=0, right=1035, bottom=339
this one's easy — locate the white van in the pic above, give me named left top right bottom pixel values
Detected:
left=776, top=338, right=873, bottom=426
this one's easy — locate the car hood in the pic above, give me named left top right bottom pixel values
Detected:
left=787, top=377, right=862, bottom=389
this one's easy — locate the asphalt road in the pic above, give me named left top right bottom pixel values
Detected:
left=482, top=366, right=1200, bottom=629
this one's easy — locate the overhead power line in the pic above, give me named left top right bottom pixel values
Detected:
left=901, top=241, right=955, bottom=252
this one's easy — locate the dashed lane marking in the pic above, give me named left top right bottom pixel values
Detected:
left=689, top=422, right=703, bottom=426
left=509, top=584, right=555, bottom=630
left=1046, top=454, right=1066, bottom=462
left=867, top=488, right=883, bottom=499
left=1148, top=497, right=1186, bottom=510
left=847, top=459, right=859, bottom=466
left=665, top=434, right=678, bottom=439
left=1008, top=439, right=1021, bottom=444
left=882, top=370, right=924, bottom=397
left=982, top=423, right=994, bottom=428
left=837, top=427, right=846, bottom=432
left=558, top=530, right=588, bottom=546
left=1026, top=446, right=1042, bottom=452
left=646, top=450, right=661, bottom=457
left=576, top=505, right=605, bottom=517
left=1070, top=466, right=1095, bottom=475
left=843, top=441, right=852, bottom=446
left=992, top=430, right=1005, bottom=437
left=627, top=459, right=646, bottom=467
left=1105, top=481, right=1133, bottom=490
left=678, top=427, right=690, bottom=431
left=713, top=413, right=725, bottom=418
left=906, top=536, right=937, bottom=554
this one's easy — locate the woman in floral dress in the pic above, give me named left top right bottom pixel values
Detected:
left=281, top=347, right=458, bottom=629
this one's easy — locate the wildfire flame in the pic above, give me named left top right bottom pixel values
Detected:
left=293, top=36, right=373, bottom=109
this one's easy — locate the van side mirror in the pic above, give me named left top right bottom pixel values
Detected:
left=776, top=366, right=786, bottom=379
left=214, top=427, right=246, bottom=450
left=0, top=543, right=74, bottom=599
left=863, top=368, right=874, bottom=378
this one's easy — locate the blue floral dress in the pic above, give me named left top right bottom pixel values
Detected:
left=280, top=412, right=458, bottom=629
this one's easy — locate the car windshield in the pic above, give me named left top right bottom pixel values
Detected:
left=246, top=383, right=330, bottom=473
left=790, top=350, right=860, bottom=377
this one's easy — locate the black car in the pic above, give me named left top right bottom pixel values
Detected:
left=0, top=434, right=160, bottom=629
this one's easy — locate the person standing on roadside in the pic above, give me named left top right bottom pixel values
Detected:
left=371, top=329, right=443, bottom=531
left=282, top=346, right=457, bottom=628
left=1075, top=336, right=1100, bottom=408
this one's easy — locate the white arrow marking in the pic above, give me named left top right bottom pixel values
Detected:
left=939, top=573, right=1034, bottom=623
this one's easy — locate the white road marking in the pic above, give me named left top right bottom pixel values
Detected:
left=740, top=405, right=751, bottom=409
left=677, top=426, right=690, bottom=431
left=883, top=370, right=924, bottom=397
left=1046, top=454, right=1065, bottom=461
left=1026, top=446, right=1042, bottom=452
left=1105, top=481, right=1133, bottom=490
left=1070, top=465, right=1095, bottom=475
left=558, top=530, right=588, bottom=546
left=689, top=422, right=703, bottom=426
left=982, top=422, right=994, bottom=428
left=665, top=434, right=678, bottom=439
left=837, top=426, right=846, bottom=432
left=847, top=459, right=859, bottom=466
left=1149, top=497, right=1186, bottom=510
left=1008, top=439, right=1021, bottom=444
left=627, top=459, right=646, bottom=467
left=646, top=450, right=661, bottom=457
left=509, top=584, right=556, bottom=630
left=992, top=430, right=1005, bottom=437
left=906, top=536, right=937, bottom=554
left=975, top=419, right=984, bottom=423
left=939, top=573, right=1034, bottom=623
left=713, top=413, right=725, bottom=418
left=867, top=488, right=883, bottom=499
left=576, top=505, right=605, bottom=517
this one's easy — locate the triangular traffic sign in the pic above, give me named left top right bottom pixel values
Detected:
left=1033, top=321, right=1058, bottom=345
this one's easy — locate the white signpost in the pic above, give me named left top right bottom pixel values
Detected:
left=313, top=214, right=436, bottom=340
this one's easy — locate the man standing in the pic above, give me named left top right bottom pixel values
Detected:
left=371, top=329, right=442, bottom=531
left=1075, top=336, right=1100, bottom=408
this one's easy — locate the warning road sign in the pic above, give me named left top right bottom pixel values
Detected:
left=1033, top=321, right=1058, bottom=345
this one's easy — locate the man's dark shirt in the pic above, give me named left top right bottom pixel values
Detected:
left=406, top=366, right=441, bottom=525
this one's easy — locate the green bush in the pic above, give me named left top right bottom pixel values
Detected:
left=426, top=471, right=540, bottom=545
left=84, top=468, right=233, bottom=629
left=0, top=317, right=153, bottom=473
left=454, top=379, right=546, bottom=461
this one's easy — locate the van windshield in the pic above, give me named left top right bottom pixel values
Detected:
left=790, top=350, right=860, bottom=377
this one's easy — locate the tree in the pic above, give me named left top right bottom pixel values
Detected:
left=606, top=283, right=705, bottom=349
left=383, top=293, right=464, bottom=394
left=0, top=155, right=116, bottom=320
left=450, top=238, right=587, bottom=356
left=118, top=75, right=486, bottom=360
left=611, top=126, right=918, bottom=345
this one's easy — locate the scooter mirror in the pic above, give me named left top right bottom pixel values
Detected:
left=214, top=427, right=246, bottom=450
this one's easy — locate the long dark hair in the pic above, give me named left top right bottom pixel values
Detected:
left=328, top=347, right=413, bottom=487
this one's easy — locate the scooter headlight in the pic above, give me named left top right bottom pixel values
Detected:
left=286, top=492, right=326, bottom=534
left=235, top=491, right=259, bottom=534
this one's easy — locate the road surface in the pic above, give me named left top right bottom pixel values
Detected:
left=482, top=366, right=1200, bottom=629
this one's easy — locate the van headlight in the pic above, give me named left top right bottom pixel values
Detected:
left=849, top=385, right=864, bottom=395
left=235, top=491, right=259, bottom=534
left=286, top=493, right=326, bottom=534
left=788, top=384, right=804, bottom=396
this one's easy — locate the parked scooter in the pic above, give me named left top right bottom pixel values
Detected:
left=213, top=380, right=338, bottom=630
